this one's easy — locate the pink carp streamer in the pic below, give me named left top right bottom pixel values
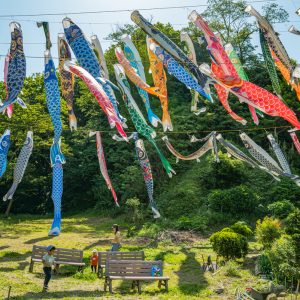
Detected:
left=64, top=61, right=128, bottom=141
left=290, top=132, right=300, bottom=155
left=188, top=10, right=300, bottom=130
left=89, top=131, right=119, bottom=207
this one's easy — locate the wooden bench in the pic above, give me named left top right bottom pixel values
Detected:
left=104, top=260, right=169, bottom=294
left=98, top=251, right=144, bottom=278
left=29, top=245, right=85, bottom=273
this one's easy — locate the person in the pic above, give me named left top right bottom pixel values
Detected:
left=111, top=224, right=121, bottom=251
left=90, top=249, right=98, bottom=273
left=42, top=245, right=56, bottom=292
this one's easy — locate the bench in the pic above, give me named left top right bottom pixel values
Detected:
left=98, top=251, right=144, bottom=278
left=104, top=260, right=169, bottom=294
left=29, top=245, right=85, bottom=273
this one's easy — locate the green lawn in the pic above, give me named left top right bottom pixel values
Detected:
left=0, top=214, right=258, bottom=299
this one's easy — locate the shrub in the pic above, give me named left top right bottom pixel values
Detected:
left=256, top=252, right=272, bottom=275
left=230, top=221, right=253, bottom=238
left=125, top=197, right=143, bottom=224
left=267, top=235, right=300, bottom=281
left=224, top=260, right=241, bottom=277
left=210, top=230, right=248, bottom=260
left=285, top=208, right=300, bottom=236
left=267, top=200, right=295, bottom=219
left=208, top=185, right=259, bottom=215
left=255, top=217, right=281, bottom=249
left=174, top=215, right=208, bottom=232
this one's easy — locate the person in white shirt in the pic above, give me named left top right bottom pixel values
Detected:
left=111, top=224, right=121, bottom=251
left=42, top=245, right=56, bottom=292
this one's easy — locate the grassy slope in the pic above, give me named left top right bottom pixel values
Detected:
left=0, top=214, right=258, bottom=300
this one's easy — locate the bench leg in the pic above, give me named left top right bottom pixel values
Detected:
left=137, top=281, right=142, bottom=294
left=109, top=279, right=113, bottom=294
left=98, top=266, right=103, bottom=278
left=29, top=260, right=34, bottom=273
left=158, top=280, right=162, bottom=289
left=77, top=266, right=83, bottom=273
left=165, top=280, right=169, bottom=292
left=104, top=277, right=108, bottom=292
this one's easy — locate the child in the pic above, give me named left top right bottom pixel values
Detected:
left=111, top=224, right=121, bottom=251
left=42, top=245, right=56, bottom=292
left=90, top=249, right=98, bottom=273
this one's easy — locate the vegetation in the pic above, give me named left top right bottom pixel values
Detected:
left=0, top=0, right=299, bottom=297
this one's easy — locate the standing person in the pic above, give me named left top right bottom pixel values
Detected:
left=42, top=245, right=56, bottom=292
left=90, top=249, right=98, bottom=273
left=111, top=224, right=121, bottom=251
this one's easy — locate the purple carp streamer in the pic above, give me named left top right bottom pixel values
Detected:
left=89, top=131, right=119, bottom=207
left=162, top=133, right=217, bottom=162
left=58, top=34, right=77, bottom=131
left=1, top=22, right=27, bottom=117
left=3, top=131, right=33, bottom=201
left=0, top=129, right=11, bottom=178
left=133, top=133, right=160, bottom=218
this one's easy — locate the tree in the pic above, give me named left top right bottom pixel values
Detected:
left=267, top=200, right=295, bottom=219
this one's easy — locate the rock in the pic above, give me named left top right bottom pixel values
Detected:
left=214, top=288, right=224, bottom=294
left=266, top=293, right=277, bottom=300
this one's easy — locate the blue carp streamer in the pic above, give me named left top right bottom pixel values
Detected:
left=62, top=17, right=126, bottom=126
left=0, top=129, right=11, bottom=178
left=44, top=50, right=65, bottom=236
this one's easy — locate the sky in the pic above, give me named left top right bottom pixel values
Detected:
left=0, top=0, right=299, bottom=78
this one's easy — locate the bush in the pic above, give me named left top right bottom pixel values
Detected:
left=208, top=185, right=259, bottom=215
left=174, top=215, right=208, bottom=232
left=210, top=230, right=248, bottom=260
left=267, top=235, right=300, bottom=281
left=125, top=197, right=143, bottom=224
left=256, top=217, right=281, bottom=249
left=267, top=200, right=295, bottom=219
left=256, top=252, right=272, bottom=275
left=285, top=208, right=300, bottom=236
left=230, top=221, right=253, bottom=238
left=224, top=260, right=241, bottom=277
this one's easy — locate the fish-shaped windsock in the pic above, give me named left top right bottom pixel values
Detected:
left=58, top=34, right=77, bottom=131
left=90, top=35, right=109, bottom=79
left=189, top=11, right=300, bottom=130
left=132, top=132, right=160, bottom=218
left=115, top=47, right=163, bottom=98
left=259, top=28, right=281, bottom=97
left=240, top=132, right=300, bottom=186
left=122, top=34, right=161, bottom=127
left=149, top=41, right=212, bottom=102
left=130, top=10, right=210, bottom=92
left=289, top=25, right=300, bottom=35
left=62, top=17, right=126, bottom=125
left=37, top=21, right=52, bottom=49
left=267, top=133, right=291, bottom=174
left=180, top=31, right=206, bottom=115
left=290, top=132, right=300, bottom=155
left=0, top=22, right=27, bottom=116
left=216, top=133, right=259, bottom=168
left=162, top=133, right=217, bottom=162
left=89, top=131, right=119, bottom=207
left=146, top=36, right=173, bottom=132
left=224, top=43, right=263, bottom=124
left=245, top=5, right=300, bottom=81
left=44, top=50, right=65, bottom=236
left=0, top=129, right=11, bottom=178
left=114, top=64, right=175, bottom=177
left=64, top=61, right=128, bottom=141
left=3, top=131, right=33, bottom=201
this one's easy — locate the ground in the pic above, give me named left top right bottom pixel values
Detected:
left=0, top=213, right=259, bottom=300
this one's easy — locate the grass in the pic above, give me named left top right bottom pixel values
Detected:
left=0, top=213, right=259, bottom=299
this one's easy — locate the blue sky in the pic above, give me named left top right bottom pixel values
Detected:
left=0, top=0, right=299, bottom=78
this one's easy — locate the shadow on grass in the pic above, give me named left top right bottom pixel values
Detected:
left=0, top=245, right=9, bottom=250
left=10, top=290, right=103, bottom=299
left=83, top=239, right=111, bottom=250
left=24, top=236, right=54, bottom=244
left=175, top=248, right=208, bottom=295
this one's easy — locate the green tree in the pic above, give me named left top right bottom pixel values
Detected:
left=256, top=217, right=281, bottom=249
